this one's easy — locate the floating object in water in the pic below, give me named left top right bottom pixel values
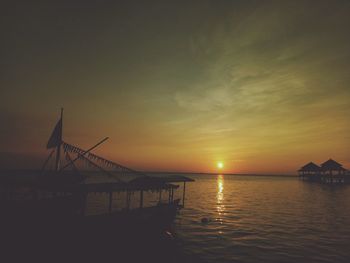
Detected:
left=164, top=230, right=174, bottom=239
left=161, top=230, right=175, bottom=241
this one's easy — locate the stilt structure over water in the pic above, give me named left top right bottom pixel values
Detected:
left=298, top=159, right=349, bottom=184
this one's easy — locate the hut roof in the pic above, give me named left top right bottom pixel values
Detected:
left=299, top=162, right=321, bottom=171
left=321, top=159, right=343, bottom=170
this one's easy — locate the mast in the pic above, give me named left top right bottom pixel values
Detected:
left=54, top=108, right=63, bottom=171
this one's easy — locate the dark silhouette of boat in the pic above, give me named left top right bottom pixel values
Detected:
left=0, top=109, right=194, bottom=261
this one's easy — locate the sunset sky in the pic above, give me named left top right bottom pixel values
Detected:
left=1, top=1, right=350, bottom=173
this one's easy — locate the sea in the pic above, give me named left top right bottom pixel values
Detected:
left=85, top=173, right=350, bottom=262
left=169, top=174, right=350, bottom=263
left=2, top=172, right=350, bottom=262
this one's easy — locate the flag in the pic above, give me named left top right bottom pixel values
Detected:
left=47, top=118, right=62, bottom=149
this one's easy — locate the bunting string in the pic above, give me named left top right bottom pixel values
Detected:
left=62, top=141, right=148, bottom=178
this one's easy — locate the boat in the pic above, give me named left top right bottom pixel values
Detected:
left=0, top=109, right=194, bottom=247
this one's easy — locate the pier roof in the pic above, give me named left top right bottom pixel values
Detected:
left=321, top=159, right=343, bottom=170
left=299, top=162, right=321, bottom=171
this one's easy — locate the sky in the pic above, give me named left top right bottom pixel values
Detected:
left=1, top=0, right=350, bottom=174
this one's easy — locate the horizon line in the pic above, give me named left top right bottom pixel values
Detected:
left=0, top=168, right=298, bottom=176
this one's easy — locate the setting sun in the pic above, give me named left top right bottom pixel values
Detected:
left=217, top=162, right=224, bottom=169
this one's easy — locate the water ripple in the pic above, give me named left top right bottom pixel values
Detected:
left=175, top=174, right=350, bottom=263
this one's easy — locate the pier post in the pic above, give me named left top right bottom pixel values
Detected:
left=126, top=191, right=130, bottom=210
left=159, top=189, right=162, bottom=203
left=182, top=182, right=186, bottom=207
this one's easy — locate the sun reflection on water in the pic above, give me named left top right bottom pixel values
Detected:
left=217, top=175, right=224, bottom=201
left=217, top=174, right=224, bottom=222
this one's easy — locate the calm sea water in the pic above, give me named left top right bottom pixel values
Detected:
left=2, top=172, right=350, bottom=262
left=70, top=173, right=350, bottom=262
left=172, top=174, right=350, bottom=263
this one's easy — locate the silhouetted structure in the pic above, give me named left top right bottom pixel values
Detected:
left=298, top=159, right=349, bottom=184
left=0, top=109, right=194, bottom=245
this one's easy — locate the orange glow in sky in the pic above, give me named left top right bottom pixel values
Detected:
left=1, top=2, right=350, bottom=174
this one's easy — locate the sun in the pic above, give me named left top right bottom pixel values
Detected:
left=217, top=162, right=224, bottom=169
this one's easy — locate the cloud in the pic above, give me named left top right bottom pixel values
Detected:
left=174, top=1, right=350, bottom=120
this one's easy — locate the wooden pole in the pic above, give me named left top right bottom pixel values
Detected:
left=159, top=189, right=162, bottom=203
left=41, top=149, right=55, bottom=173
left=331, top=170, right=333, bottom=183
left=55, top=108, right=63, bottom=171
left=60, top=137, right=109, bottom=171
left=183, top=182, right=186, bottom=207
left=126, top=191, right=132, bottom=210
left=126, top=191, right=130, bottom=210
